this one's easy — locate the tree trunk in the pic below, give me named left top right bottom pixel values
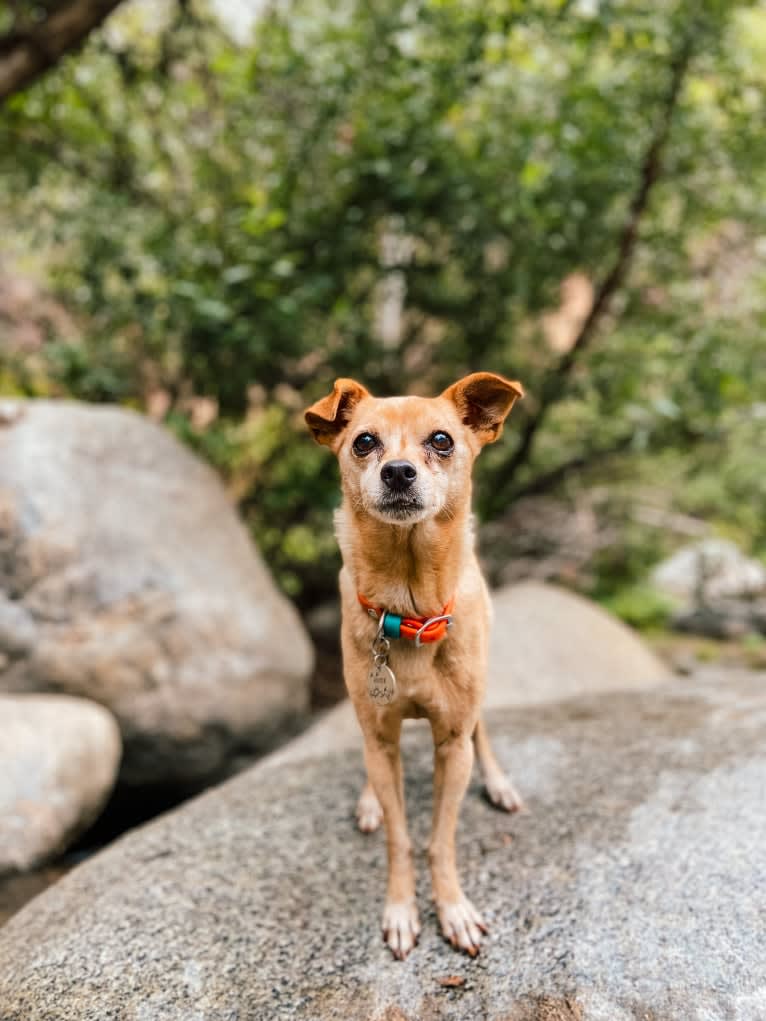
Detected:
left=0, top=0, right=126, bottom=103
left=498, top=29, right=695, bottom=492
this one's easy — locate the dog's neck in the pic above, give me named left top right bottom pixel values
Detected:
left=336, top=499, right=473, bottom=617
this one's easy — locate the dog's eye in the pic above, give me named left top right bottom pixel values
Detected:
left=352, top=432, right=378, bottom=456
left=427, top=431, right=454, bottom=454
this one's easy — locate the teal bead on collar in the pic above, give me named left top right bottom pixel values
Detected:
left=382, top=612, right=402, bottom=639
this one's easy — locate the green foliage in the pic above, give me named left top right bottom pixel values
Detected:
left=1, top=0, right=765, bottom=604
left=599, top=585, right=674, bottom=632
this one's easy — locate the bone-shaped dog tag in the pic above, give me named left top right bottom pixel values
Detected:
left=368, top=657, right=396, bottom=706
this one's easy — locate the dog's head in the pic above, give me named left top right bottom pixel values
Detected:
left=305, top=373, right=524, bottom=525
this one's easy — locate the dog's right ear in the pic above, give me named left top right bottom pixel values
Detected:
left=304, top=378, right=371, bottom=448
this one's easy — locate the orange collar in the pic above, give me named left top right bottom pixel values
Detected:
left=358, top=593, right=455, bottom=646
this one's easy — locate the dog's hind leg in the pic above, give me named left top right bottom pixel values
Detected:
left=473, top=717, right=524, bottom=813
left=356, top=778, right=383, bottom=833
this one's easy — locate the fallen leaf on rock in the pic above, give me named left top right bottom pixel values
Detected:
left=437, top=975, right=466, bottom=988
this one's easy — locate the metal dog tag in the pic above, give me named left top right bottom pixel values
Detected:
left=368, top=618, right=396, bottom=705
left=368, top=656, right=396, bottom=705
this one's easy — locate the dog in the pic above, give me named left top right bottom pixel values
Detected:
left=305, top=372, right=525, bottom=959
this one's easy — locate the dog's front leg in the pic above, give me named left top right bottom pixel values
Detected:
left=429, top=721, right=488, bottom=956
left=361, top=721, right=420, bottom=960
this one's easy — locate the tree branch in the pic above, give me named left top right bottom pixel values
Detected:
left=501, top=29, right=695, bottom=485
left=500, top=413, right=727, bottom=506
left=508, top=432, right=635, bottom=501
left=0, top=0, right=126, bottom=103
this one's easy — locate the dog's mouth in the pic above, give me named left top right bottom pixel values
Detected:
left=376, top=495, right=426, bottom=521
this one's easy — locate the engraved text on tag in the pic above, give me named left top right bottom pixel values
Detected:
left=368, top=658, right=396, bottom=705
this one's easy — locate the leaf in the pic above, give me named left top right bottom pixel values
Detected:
left=222, top=265, right=252, bottom=285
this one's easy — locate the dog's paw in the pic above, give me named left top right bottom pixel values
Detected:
left=356, top=785, right=383, bottom=833
left=437, top=896, right=488, bottom=957
left=382, top=900, right=420, bottom=960
left=484, top=774, right=525, bottom=814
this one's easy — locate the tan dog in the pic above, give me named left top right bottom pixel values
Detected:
left=305, top=372, right=525, bottom=959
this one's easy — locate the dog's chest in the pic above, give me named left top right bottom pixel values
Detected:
left=384, top=643, right=442, bottom=705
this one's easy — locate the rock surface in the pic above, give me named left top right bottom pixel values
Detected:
left=2, top=670, right=764, bottom=1020
left=0, top=694, right=121, bottom=874
left=672, top=598, right=766, bottom=640
left=651, top=538, right=766, bottom=602
left=0, top=400, right=313, bottom=785
left=271, top=581, right=671, bottom=767
left=485, top=581, right=671, bottom=707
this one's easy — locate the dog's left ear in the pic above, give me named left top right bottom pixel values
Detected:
left=442, top=372, right=524, bottom=446
left=305, top=378, right=371, bottom=448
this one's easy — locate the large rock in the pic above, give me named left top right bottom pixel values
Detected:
left=0, top=400, right=313, bottom=785
left=2, top=670, right=763, bottom=1020
left=0, top=694, right=121, bottom=874
left=485, top=581, right=671, bottom=707
left=651, top=538, right=766, bottom=602
left=271, top=581, right=671, bottom=767
left=652, top=540, right=766, bottom=640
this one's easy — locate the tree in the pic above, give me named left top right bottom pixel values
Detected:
left=0, top=0, right=126, bottom=103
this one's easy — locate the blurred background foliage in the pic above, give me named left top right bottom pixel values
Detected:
left=1, top=0, right=764, bottom=613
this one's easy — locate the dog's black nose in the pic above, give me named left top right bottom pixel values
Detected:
left=381, top=460, right=417, bottom=492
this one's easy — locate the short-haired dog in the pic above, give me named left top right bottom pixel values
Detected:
left=305, top=372, right=524, bottom=959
